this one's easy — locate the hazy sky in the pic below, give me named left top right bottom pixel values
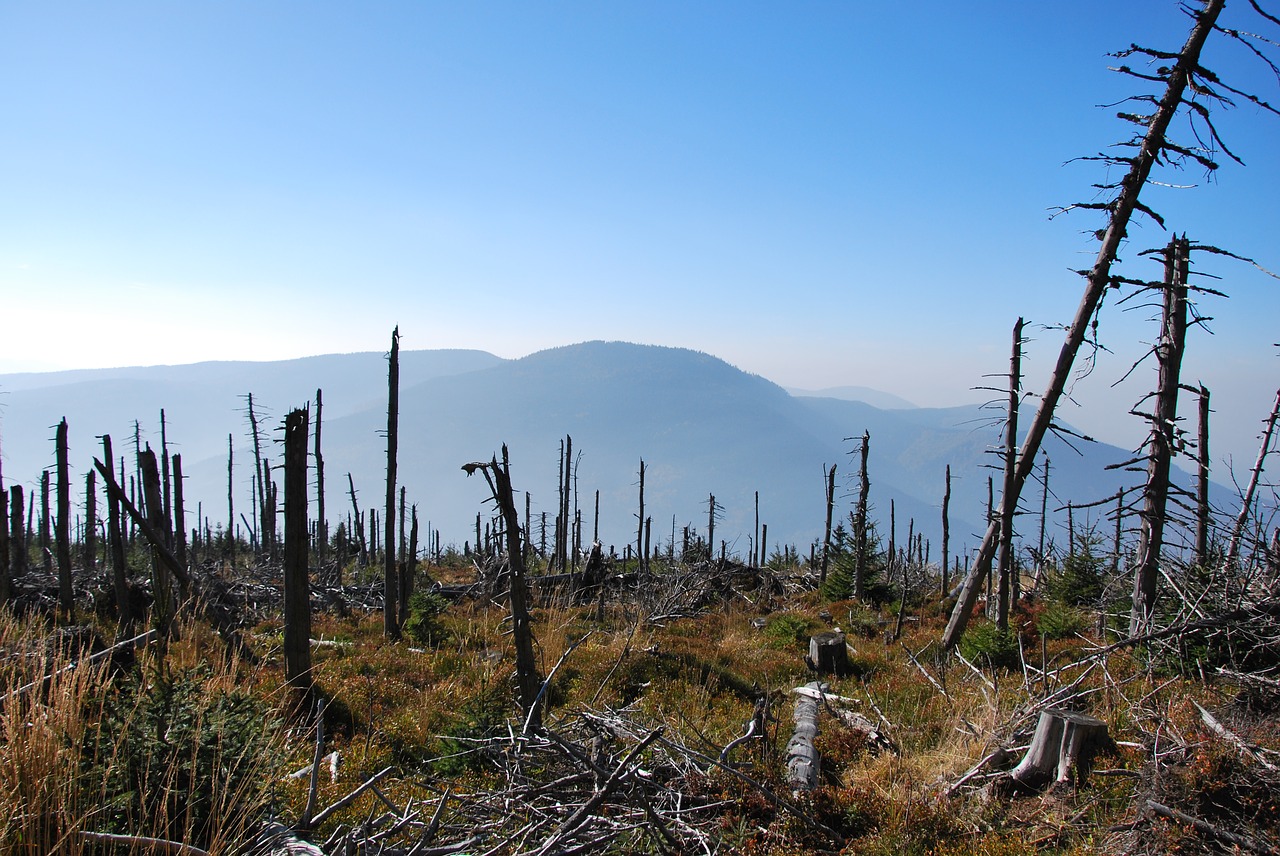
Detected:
left=3, top=1, right=1278, bottom=467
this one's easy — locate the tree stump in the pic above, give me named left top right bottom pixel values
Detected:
left=808, top=631, right=851, bottom=677
left=1010, top=708, right=1111, bottom=789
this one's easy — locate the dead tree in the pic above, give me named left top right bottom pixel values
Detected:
left=853, top=434, right=870, bottom=599
left=1130, top=237, right=1191, bottom=635
left=1225, top=387, right=1280, bottom=569
left=463, top=447, right=544, bottom=730
left=1194, top=384, right=1212, bottom=567
left=0, top=467, right=8, bottom=606
left=226, top=433, right=235, bottom=562
left=997, top=319, right=1026, bottom=631
left=401, top=505, right=418, bottom=615
left=84, top=469, right=97, bottom=575
left=160, top=410, right=172, bottom=547
left=283, top=408, right=313, bottom=700
left=9, top=484, right=25, bottom=579
left=55, top=418, right=73, bottom=618
left=139, top=449, right=174, bottom=640
left=636, top=458, right=646, bottom=575
left=941, top=464, right=951, bottom=596
left=245, top=393, right=272, bottom=557
left=40, top=469, right=51, bottom=574
left=172, top=454, right=187, bottom=573
left=347, top=472, right=367, bottom=568
left=102, top=436, right=132, bottom=627
left=820, top=464, right=836, bottom=585
left=384, top=326, right=400, bottom=639
left=314, top=388, right=327, bottom=573
left=944, top=0, right=1239, bottom=648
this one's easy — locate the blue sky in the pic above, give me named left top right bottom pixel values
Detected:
left=2, top=1, right=1278, bottom=468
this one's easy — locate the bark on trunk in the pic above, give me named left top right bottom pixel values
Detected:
left=284, top=408, right=313, bottom=700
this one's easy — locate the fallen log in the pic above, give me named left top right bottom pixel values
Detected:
left=786, top=681, right=823, bottom=791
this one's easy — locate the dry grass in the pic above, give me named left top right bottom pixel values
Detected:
left=0, top=613, right=289, bottom=855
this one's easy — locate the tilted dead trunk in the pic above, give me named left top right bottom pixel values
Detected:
left=1225, top=387, right=1280, bottom=569
left=943, top=0, right=1230, bottom=648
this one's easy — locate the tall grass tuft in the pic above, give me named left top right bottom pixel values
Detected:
left=0, top=613, right=287, bottom=854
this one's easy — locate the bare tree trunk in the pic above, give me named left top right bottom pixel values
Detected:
left=855, top=434, right=870, bottom=599
left=403, top=505, right=418, bottom=614
left=139, top=448, right=173, bottom=643
left=160, top=410, right=172, bottom=548
left=636, top=458, right=646, bottom=575
left=41, top=469, right=52, bottom=575
left=1225, top=387, right=1280, bottom=569
left=1113, top=487, right=1126, bottom=576
left=55, top=418, right=73, bottom=618
left=820, top=464, right=836, bottom=585
left=941, top=464, right=951, bottom=597
left=463, top=448, right=543, bottom=729
left=384, top=326, right=400, bottom=639
left=943, top=0, right=1229, bottom=648
left=227, top=433, right=235, bottom=563
left=1038, top=455, right=1050, bottom=574
left=246, top=394, right=268, bottom=557
left=1130, top=237, right=1190, bottom=635
left=172, top=454, right=187, bottom=573
left=347, top=472, right=367, bottom=568
left=1194, top=384, right=1211, bottom=568
left=84, top=470, right=97, bottom=575
left=102, top=436, right=131, bottom=627
left=997, top=318, right=1025, bottom=631
left=708, top=493, right=718, bottom=561
left=315, top=388, right=327, bottom=575
left=284, top=408, right=313, bottom=702
left=0, top=471, right=9, bottom=606
left=9, top=485, right=26, bottom=579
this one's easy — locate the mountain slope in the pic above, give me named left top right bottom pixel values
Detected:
left=1, top=341, right=1232, bottom=562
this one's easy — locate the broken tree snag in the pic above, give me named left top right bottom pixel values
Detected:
left=786, top=681, right=823, bottom=791
left=1010, top=708, right=1111, bottom=790
left=283, top=408, right=313, bottom=702
left=384, top=326, right=400, bottom=639
left=808, top=631, right=851, bottom=677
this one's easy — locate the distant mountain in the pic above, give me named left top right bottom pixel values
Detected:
left=0, top=341, right=1234, bottom=562
left=788, top=385, right=917, bottom=410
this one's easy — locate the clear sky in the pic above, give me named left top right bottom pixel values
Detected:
left=2, top=1, right=1278, bottom=469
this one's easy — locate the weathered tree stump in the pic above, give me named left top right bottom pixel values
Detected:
left=807, top=631, right=851, bottom=677
left=1010, top=708, right=1111, bottom=789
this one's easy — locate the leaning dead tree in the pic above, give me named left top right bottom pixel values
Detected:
left=1225, top=387, right=1280, bottom=569
left=944, top=0, right=1267, bottom=647
left=463, top=446, right=544, bottom=730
